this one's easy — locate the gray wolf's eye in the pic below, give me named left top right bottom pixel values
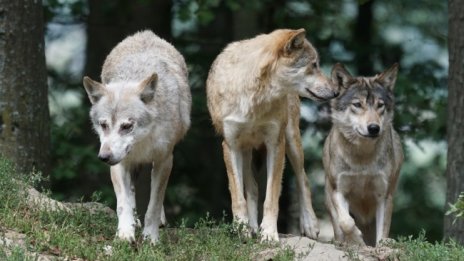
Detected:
left=378, top=102, right=385, bottom=109
left=120, top=123, right=134, bottom=132
left=352, top=102, right=362, bottom=108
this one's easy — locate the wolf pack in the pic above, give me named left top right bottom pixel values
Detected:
left=83, top=29, right=403, bottom=247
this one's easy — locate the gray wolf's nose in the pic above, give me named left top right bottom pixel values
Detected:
left=333, top=91, right=339, bottom=97
left=367, top=124, right=380, bottom=135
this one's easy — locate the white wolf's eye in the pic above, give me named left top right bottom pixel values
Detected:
left=312, top=62, right=318, bottom=68
left=100, top=122, right=108, bottom=130
left=120, top=123, right=134, bottom=132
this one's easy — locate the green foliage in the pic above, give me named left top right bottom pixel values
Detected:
left=393, top=231, right=464, bottom=261
left=446, top=192, right=464, bottom=224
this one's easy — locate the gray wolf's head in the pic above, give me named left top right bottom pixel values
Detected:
left=267, top=29, right=339, bottom=101
left=330, top=63, right=398, bottom=141
left=83, top=74, right=157, bottom=165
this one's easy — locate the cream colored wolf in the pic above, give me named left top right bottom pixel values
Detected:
left=82, top=30, right=191, bottom=243
left=324, top=63, right=403, bottom=246
left=207, top=29, right=338, bottom=241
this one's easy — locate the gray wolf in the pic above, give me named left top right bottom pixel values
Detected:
left=323, top=63, right=403, bottom=246
left=82, top=30, right=191, bottom=244
left=206, top=29, right=338, bottom=241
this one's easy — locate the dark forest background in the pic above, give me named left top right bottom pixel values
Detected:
left=41, top=0, right=447, bottom=242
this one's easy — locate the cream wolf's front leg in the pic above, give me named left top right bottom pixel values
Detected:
left=111, top=164, right=137, bottom=242
left=260, top=131, right=286, bottom=242
left=143, top=154, right=173, bottom=244
left=285, top=116, right=320, bottom=239
left=222, top=141, right=249, bottom=226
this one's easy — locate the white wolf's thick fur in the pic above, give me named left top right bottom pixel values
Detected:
left=207, top=29, right=338, bottom=241
left=83, top=30, right=191, bottom=243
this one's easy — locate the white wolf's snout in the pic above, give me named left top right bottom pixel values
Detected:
left=98, top=141, right=131, bottom=165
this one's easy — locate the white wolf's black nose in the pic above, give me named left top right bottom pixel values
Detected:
left=367, top=124, right=380, bottom=136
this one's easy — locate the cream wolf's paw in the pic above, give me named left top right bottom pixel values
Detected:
left=142, top=225, right=160, bottom=244
left=300, top=210, right=320, bottom=239
left=259, top=224, right=279, bottom=242
left=116, top=228, right=135, bottom=243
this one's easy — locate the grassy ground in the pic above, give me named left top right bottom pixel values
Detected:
left=1, top=158, right=464, bottom=260
left=0, top=159, right=293, bottom=260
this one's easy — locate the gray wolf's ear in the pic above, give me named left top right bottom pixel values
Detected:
left=138, top=73, right=158, bottom=103
left=83, top=76, right=105, bottom=104
left=331, top=63, right=352, bottom=90
left=284, top=29, right=306, bottom=55
left=377, top=63, right=399, bottom=91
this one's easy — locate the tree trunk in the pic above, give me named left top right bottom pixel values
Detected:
left=444, top=0, right=464, bottom=244
left=354, top=0, right=374, bottom=75
left=0, top=0, right=50, bottom=176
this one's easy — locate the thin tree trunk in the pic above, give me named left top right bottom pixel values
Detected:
left=0, top=0, right=50, bottom=176
left=444, top=0, right=464, bottom=244
left=354, top=0, right=374, bottom=75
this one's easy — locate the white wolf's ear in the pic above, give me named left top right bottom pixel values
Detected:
left=331, top=63, right=352, bottom=89
left=284, top=29, right=306, bottom=55
left=377, top=63, right=399, bottom=91
left=83, top=76, right=106, bottom=104
left=138, top=73, right=158, bottom=104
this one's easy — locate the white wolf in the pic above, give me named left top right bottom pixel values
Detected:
left=83, top=30, right=191, bottom=244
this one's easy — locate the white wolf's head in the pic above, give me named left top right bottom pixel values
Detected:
left=83, top=74, right=157, bottom=165
left=266, top=29, right=339, bottom=101
left=330, top=63, right=398, bottom=142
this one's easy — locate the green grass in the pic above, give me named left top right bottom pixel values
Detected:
left=390, top=232, right=464, bottom=261
left=0, top=158, right=293, bottom=260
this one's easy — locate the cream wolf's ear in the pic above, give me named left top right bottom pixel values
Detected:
left=138, top=73, right=158, bottom=103
left=377, top=63, right=399, bottom=91
left=331, top=63, right=352, bottom=90
left=284, top=28, right=306, bottom=55
left=83, top=76, right=106, bottom=104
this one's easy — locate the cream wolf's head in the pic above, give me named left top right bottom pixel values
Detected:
left=330, top=63, right=398, bottom=141
left=266, top=29, right=338, bottom=101
left=83, top=74, right=157, bottom=165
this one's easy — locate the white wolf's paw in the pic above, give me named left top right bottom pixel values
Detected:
left=300, top=211, right=320, bottom=239
left=116, top=228, right=135, bottom=243
left=345, top=227, right=365, bottom=246
left=142, top=225, right=160, bottom=245
left=259, top=224, right=279, bottom=242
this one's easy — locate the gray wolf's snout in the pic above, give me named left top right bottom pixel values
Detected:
left=367, top=124, right=380, bottom=136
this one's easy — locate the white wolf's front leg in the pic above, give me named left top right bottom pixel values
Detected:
left=111, top=164, right=137, bottom=242
left=260, top=132, right=286, bottom=242
left=143, top=154, right=173, bottom=244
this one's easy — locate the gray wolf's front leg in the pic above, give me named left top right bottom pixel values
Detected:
left=111, top=164, right=137, bottom=242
